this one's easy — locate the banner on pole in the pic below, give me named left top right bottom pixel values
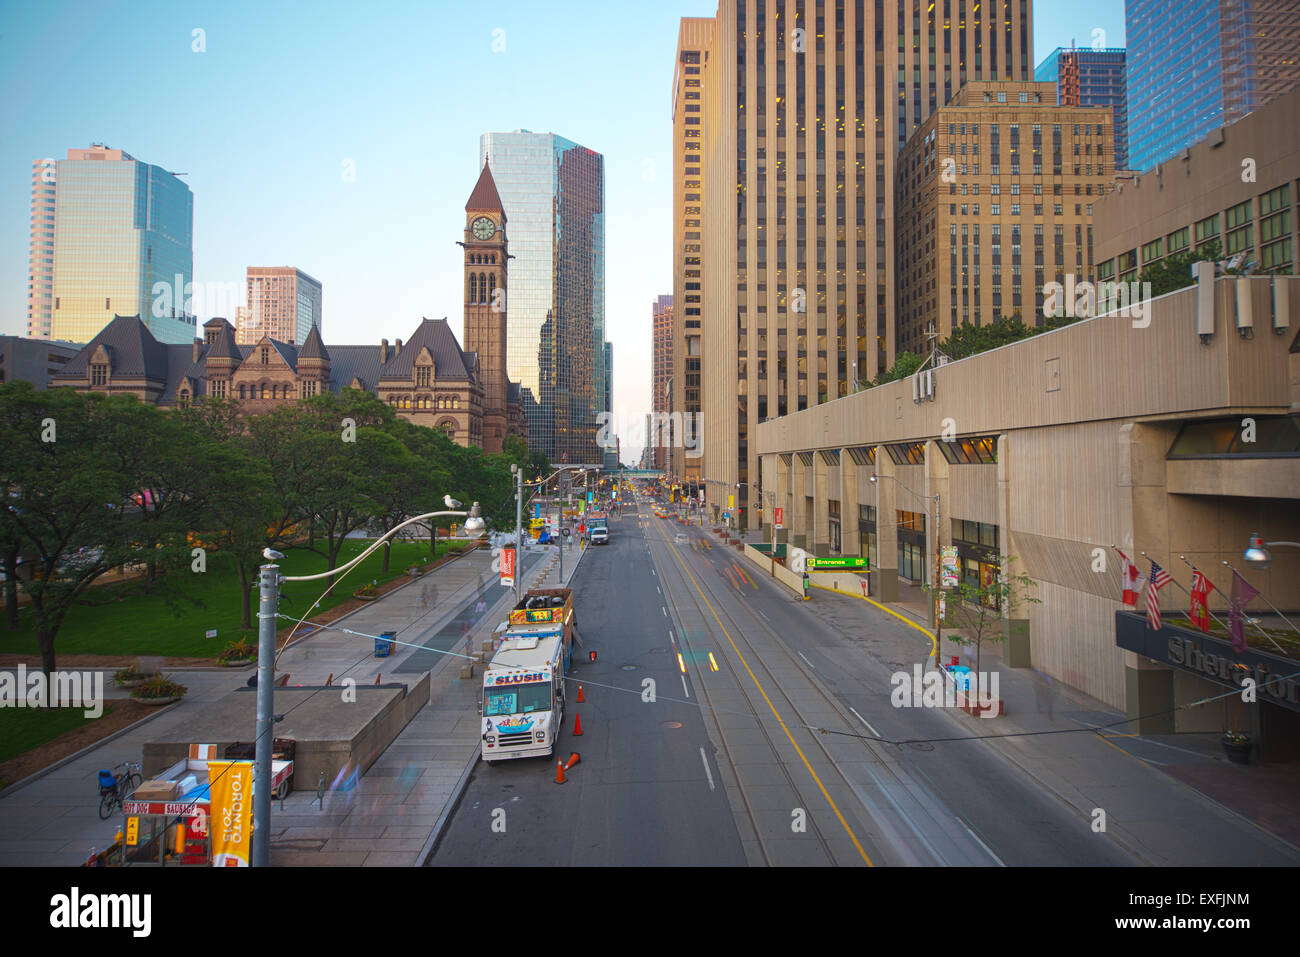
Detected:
left=207, top=760, right=254, bottom=867
left=500, top=546, right=516, bottom=588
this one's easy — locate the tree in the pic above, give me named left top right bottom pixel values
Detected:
left=1138, top=240, right=1222, bottom=298
left=873, top=350, right=925, bottom=385
left=924, top=554, right=1041, bottom=704
left=0, top=384, right=161, bottom=679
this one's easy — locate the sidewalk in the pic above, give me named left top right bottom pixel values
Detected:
left=801, top=584, right=1300, bottom=865
left=0, top=540, right=582, bottom=867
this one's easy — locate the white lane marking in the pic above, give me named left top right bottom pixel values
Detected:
left=657, top=585, right=661, bottom=594
left=849, top=707, right=881, bottom=738
left=959, top=818, right=1005, bottom=867
left=662, top=606, right=667, bottom=617
left=668, top=630, right=675, bottom=644
left=700, top=747, right=716, bottom=791
left=796, top=650, right=815, bottom=669
left=757, top=610, right=770, bottom=621
left=681, top=674, right=690, bottom=698
left=652, top=568, right=656, bottom=576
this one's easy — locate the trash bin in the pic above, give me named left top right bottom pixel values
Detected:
left=949, top=665, right=973, bottom=691
left=374, top=630, right=395, bottom=658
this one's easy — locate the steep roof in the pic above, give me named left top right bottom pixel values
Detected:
left=299, top=323, right=329, bottom=361
left=465, top=160, right=505, bottom=215
left=205, top=319, right=243, bottom=360
left=379, top=318, right=475, bottom=381
left=53, top=315, right=170, bottom=382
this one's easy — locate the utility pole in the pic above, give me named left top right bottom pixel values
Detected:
left=253, top=561, right=278, bottom=868
left=512, top=463, right=523, bottom=604
left=934, top=492, right=942, bottom=669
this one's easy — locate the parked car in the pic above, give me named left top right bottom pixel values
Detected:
left=590, top=527, right=609, bottom=545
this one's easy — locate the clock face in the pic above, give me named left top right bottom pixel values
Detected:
left=471, top=217, right=496, bottom=241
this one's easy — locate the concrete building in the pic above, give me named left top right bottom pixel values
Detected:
left=755, top=272, right=1300, bottom=756
left=671, top=18, right=712, bottom=488
left=1035, top=46, right=1129, bottom=171
left=0, top=335, right=80, bottom=389
left=47, top=145, right=194, bottom=345
left=479, top=131, right=605, bottom=465
left=652, top=293, right=674, bottom=470
left=692, top=0, right=1032, bottom=531
left=896, top=81, right=1115, bottom=351
left=237, top=267, right=323, bottom=346
left=1126, top=0, right=1300, bottom=172
left=1094, top=86, right=1299, bottom=284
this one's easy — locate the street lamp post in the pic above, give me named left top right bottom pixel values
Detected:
left=253, top=503, right=484, bottom=866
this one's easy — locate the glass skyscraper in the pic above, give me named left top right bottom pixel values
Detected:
left=1036, top=47, right=1130, bottom=170
left=479, top=131, right=606, bottom=465
left=1126, top=0, right=1300, bottom=172
left=49, top=146, right=194, bottom=344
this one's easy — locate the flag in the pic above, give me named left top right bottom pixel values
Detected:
left=1188, top=570, right=1213, bottom=633
left=1146, top=560, right=1173, bottom=630
left=1229, top=570, right=1260, bottom=653
left=1117, top=549, right=1142, bottom=606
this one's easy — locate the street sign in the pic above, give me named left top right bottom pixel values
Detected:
left=500, top=546, right=515, bottom=588
left=806, top=556, right=869, bottom=570
left=941, top=545, right=960, bottom=587
left=533, top=503, right=541, bottom=520
left=728, top=494, right=735, bottom=509
left=774, top=507, right=784, bottom=529
left=205, top=629, right=218, bottom=639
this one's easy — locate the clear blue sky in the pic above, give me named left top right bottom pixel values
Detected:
left=0, top=0, right=1124, bottom=455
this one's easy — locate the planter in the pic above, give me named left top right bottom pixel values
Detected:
left=133, top=695, right=182, bottom=706
left=115, top=677, right=147, bottom=689
left=1222, top=737, right=1252, bottom=764
left=353, top=591, right=378, bottom=602
left=221, top=657, right=256, bottom=667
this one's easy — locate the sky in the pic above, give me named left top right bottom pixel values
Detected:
left=0, top=0, right=1125, bottom=463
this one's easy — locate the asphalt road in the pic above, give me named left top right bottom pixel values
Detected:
left=431, top=498, right=1281, bottom=867
left=428, top=506, right=747, bottom=865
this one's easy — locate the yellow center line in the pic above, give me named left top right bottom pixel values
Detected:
left=665, top=539, right=874, bottom=866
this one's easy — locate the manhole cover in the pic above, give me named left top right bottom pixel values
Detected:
left=650, top=647, right=668, bottom=654
left=908, top=742, right=935, bottom=752
left=661, top=720, right=683, bottom=729
left=620, top=664, right=638, bottom=671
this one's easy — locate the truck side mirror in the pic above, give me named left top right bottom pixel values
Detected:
left=477, top=698, right=483, bottom=717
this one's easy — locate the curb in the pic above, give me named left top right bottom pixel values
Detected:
left=417, top=747, right=480, bottom=866
left=0, top=699, right=181, bottom=798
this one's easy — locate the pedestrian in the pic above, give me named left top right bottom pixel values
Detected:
left=475, top=599, right=486, bottom=617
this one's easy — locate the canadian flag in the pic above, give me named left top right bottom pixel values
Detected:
left=1117, top=549, right=1145, bottom=606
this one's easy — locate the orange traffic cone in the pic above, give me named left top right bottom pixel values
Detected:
left=577, top=685, right=585, bottom=703
left=554, top=759, right=567, bottom=784
left=573, top=713, right=584, bottom=736
left=374, top=673, right=381, bottom=685
left=565, top=752, right=581, bottom=770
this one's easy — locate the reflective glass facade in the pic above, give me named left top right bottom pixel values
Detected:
left=1127, top=0, right=1300, bottom=173
left=480, top=132, right=606, bottom=464
left=51, top=148, right=194, bottom=344
left=1036, top=48, right=1129, bottom=170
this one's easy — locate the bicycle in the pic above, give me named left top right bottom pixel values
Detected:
left=97, top=762, right=143, bottom=820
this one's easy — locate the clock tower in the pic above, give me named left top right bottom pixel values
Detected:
left=463, top=160, right=510, bottom=453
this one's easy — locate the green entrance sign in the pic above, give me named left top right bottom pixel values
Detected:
left=807, top=556, right=869, bottom=570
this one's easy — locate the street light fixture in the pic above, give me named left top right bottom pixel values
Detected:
left=1244, top=533, right=1300, bottom=569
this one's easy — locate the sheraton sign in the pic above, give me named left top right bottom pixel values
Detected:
left=1115, top=611, right=1300, bottom=712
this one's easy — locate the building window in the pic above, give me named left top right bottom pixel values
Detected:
left=91, top=364, right=107, bottom=386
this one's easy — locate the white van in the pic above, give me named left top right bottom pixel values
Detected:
left=590, top=526, right=609, bottom=544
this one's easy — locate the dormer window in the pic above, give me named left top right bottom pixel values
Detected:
left=416, top=365, right=432, bottom=388
left=91, top=364, right=107, bottom=386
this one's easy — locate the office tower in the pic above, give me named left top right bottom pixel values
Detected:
left=691, top=0, right=1031, bottom=530
left=237, top=267, right=323, bottom=346
left=27, top=160, right=57, bottom=339
left=652, top=294, right=674, bottom=470
left=479, top=131, right=606, bottom=465
left=896, top=81, right=1115, bottom=351
left=49, top=145, right=194, bottom=344
left=1035, top=46, right=1129, bottom=170
left=1127, top=0, right=1300, bottom=173
left=672, top=18, right=714, bottom=488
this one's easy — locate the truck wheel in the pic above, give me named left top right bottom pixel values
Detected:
left=274, top=780, right=288, bottom=800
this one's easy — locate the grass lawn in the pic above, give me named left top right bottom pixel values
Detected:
left=0, top=706, right=93, bottom=764
left=0, top=539, right=470, bottom=660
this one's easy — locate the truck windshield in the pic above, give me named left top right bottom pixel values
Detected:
left=484, top=682, right=551, bottom=716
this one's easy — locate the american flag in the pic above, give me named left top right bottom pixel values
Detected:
left=1146, top=560, right=1173, bottom=630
